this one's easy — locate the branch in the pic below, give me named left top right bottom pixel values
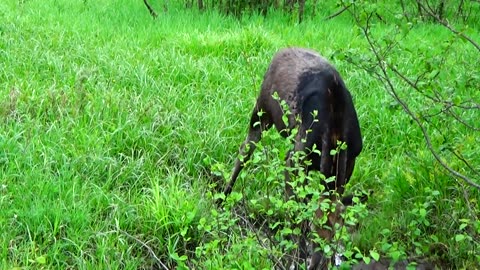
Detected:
left=417, top=2, right=480, bottom=52
left=446, top=108, right=480, bottom=131
left=325, top=4, right=352, bottom=20
left=447, top=148, right=480, bottom=176
left=355, top=12, right=480, bottom=190
left=143, top=0, right=158, bottom=19
left=387, top=64, right=480, bottom=131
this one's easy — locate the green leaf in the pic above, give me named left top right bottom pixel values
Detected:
left=426, top=70, right=439, bottom=79
left=213, top=193, right=225, bottom=201
left=390, top=250, right=402, bottom=261
left=35, top=256, right=47, bottom=264
left=455, top=234, right=466, bottom=242
left=381, top=242, right=392, bottom=252
left=170, top=252, right=187, bottom=261
left=363, top=256, right=371, bottom=264
left=281, top=227, right=293, bottom=235
left=180, top=226, right=188, bottom=237
left=407, top=265, right=417, bottom=270
left=324, top=244, right=331, bottom=254
left=370, top=250, right=380, bottom=261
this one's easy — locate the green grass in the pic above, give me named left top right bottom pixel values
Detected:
left=1, top=0, right=479, bottom=269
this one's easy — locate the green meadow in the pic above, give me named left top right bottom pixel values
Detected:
left=1, top=0, right=479, bottom=269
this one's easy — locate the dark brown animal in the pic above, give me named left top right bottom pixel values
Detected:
left=221, top=47, right=363, bottom=269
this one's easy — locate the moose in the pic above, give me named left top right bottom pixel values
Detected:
left=220, top=47, right=363, bottom=269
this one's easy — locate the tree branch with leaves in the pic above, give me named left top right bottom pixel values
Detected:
left=341, top=0, right=480, bottom=190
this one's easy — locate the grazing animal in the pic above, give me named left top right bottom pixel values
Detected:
left=221, top=47, right=363, bottom=269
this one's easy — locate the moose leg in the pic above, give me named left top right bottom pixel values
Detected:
left=334, top=146, right=350, bottom=195
left=284, top=126, right=313, bottom=269
left=308, top=196, right=345, bottom=270
left=310, top=138, right=351, bottom=268
left=284, top=123, right=309, bottom=199
left=306, top=129, right=337, bottom=269
left=221, top=106, right=271, bottom=202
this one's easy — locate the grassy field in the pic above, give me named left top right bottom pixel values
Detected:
left=1, top=0, right=479, bottom=269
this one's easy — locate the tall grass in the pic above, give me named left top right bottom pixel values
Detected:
left=1, top=0, right=479, bottom=268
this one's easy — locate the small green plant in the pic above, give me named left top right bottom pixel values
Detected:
left=197, top=99, right=370, bottom=268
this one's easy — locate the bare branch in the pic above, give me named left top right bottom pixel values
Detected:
left=447, top=148, right=480, bottom=176
left=446, top=108, right=480, bottom=131
left=456, top=101, right=480, bottom=110
left=388, top=65, right=439, bottom=103
left=325, top=4, right=352, bottom=21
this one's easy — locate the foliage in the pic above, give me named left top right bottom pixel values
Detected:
left=173, top=0, right=480, bottom=24
left=1, top=0, right=479, bottom=269
left=198, top=119, right=371, bottom=269
left=338, top=0, right=480, bottom=267
left=339, top=0, right=480, bottom=186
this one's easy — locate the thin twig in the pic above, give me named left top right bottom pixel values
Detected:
left=143, top=0, right=158, bottom=19
left=388, top=65, right=439, bottom=102
left=447, top=148, right=480, bottom=176
left=446, top=108, right=480, bottom=131
left=325, top=4, right=352, bottom=20
left=388, top=64, right=480, bottom=130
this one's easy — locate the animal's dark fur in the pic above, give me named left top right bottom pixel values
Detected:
left=220, top=47, right=363, bottom=269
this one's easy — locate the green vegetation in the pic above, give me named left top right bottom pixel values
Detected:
left=1, top=0, right=479, bottom=269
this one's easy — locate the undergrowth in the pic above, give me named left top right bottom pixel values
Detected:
left=1, top=0, right=479, bottom=269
